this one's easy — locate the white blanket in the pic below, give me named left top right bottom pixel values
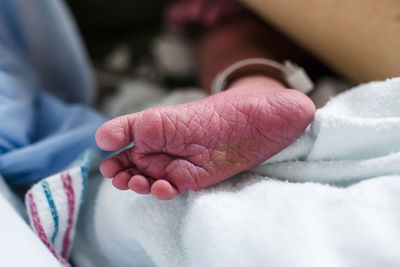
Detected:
left=74, top=78, right=400, bottom=267
left=0, top=176, right=62, bottom=267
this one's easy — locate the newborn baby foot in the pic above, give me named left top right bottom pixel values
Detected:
left=96, top=76, right=315, bottom=200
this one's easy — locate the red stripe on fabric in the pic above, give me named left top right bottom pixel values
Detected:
left=61, top=172, right=75, bottom=259
left=26, top=191, right=71, bottom=267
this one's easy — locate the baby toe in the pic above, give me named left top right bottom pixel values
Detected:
left=128, top=174, right=151, bottom=194
left=100, top=149, right=136, bottom=178
left=95, top=113, right=139, bottom=151
left=100, top=158, right=123, bottom=178
left=151, top=179, right=179, bottom=200
left=112, top=172, right=131, bottom=190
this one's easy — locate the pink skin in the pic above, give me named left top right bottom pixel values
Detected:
left=96, top=76, right=315, bottom=200
left=164, top=0, right=243, bottom=31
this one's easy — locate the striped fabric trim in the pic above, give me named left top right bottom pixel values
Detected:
left=41, top=180, right=59, bottom=244
left=26, top=191, right=71, bottom=267
left=25, top=151, right=90, bottom=266
left=79, top=151, right=90, bottom=203
left=60, top=172, right=75, bottom=259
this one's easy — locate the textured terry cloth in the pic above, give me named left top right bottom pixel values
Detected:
left=0, top=0, right=106, bottom=187
left=25, top=152, right=91, bottom=267
left=78, top=78, right=400, bottom=267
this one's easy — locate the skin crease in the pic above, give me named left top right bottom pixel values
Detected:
left=96, top=13, right=317, bottom=200
left=96, top=76, right=315, bottom=200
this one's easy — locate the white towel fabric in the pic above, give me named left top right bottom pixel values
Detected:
left=74, top=78, right=400, bottom=267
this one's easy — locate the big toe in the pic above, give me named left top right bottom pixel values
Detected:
left=274, top=89, right=315, bottom=133
left=95, top=113, right=139, bottom=151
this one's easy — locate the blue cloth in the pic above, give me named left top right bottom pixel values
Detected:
left=0, top=0, right=106, bottom=186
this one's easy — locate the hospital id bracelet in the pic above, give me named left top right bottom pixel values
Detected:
left=211, top=58, right=314, bottom=95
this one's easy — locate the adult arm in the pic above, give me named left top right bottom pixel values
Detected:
left=239, top=0, right=400, bottom=83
